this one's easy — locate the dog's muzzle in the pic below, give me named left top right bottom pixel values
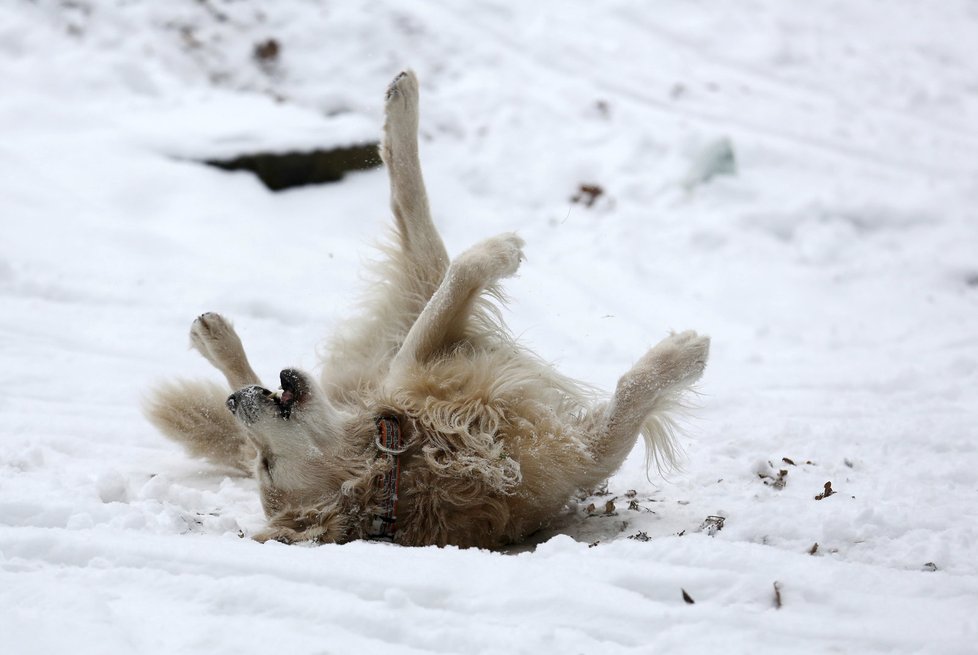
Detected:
left=226, top=385, right=276, bottom=425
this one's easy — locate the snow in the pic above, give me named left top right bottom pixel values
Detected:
left=2, top=1, right=978, bottom=653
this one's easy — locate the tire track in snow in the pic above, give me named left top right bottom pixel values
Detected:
left=427, top=1, right=978, bottom=181
left=621, top=10, right=978, bottom=147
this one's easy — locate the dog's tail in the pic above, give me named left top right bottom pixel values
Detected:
left=144, top=379, right=256, bottom=474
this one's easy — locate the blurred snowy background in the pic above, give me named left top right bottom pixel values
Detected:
left=1, top=1, right=977, bottom=653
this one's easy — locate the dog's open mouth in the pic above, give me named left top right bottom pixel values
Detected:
left=273, top=369, right=304, bottom=419
left=226, top=369, right=305, bottom=422
left=264, top=386, right=295, bottom=419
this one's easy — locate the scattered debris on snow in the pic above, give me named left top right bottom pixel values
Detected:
left=814, top=482, right=837, bottom=501
left=697, top=515, right=726, bottom=536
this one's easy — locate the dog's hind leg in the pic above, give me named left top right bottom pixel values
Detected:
left=381, top=69, right=450, bottom=300
left=143, top=313, right=260, bottom=473
left=583, top=331, right=710, bottom=485
left=388, top=233, right=524, bottom=378
left=324, top=72, right=454, bottom=399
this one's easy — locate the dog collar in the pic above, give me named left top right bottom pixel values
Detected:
left=369, top=415, right=406, bottom=540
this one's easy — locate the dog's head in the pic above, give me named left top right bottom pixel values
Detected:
left=226, top=368, right=345, bottom=515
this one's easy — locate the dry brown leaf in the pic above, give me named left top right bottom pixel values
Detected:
left=814, top=481, right=836, bottom=500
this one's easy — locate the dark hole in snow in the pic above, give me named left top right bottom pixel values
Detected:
left=205, top=143, right=382, bottom=191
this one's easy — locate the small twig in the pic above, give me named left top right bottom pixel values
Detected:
left=773, top=581, right=783, bottom=609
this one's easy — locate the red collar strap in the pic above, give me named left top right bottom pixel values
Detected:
left=369, top=415, right=406, bottom=540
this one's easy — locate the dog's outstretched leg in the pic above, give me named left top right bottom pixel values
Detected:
left=388, top=233, right=524, bottom=377
left=143, top=313, right=261, bottom=473
left=189, top=312, right=262, bottom=390
left=585, top=331, right=710, bottom=484
left=381, top=70, right=450, bottom=300
left=325, top=72, right=451, bottom=399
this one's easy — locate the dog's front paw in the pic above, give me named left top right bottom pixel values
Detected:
left=254, top=526, right=303, bottom=545
left=189, top=312, right=261, bottom=389
left=190, top=312, right=241, bottom=357
left=254, top=520, right=337, bottom=545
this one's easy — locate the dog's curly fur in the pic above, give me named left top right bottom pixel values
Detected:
left=145, top=71, right=709, bottom=549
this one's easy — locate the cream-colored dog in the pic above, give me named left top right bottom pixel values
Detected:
left=146, top=71, right=709, bottom=549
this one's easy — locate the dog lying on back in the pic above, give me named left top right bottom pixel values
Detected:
left=146, top=71, right=709, bottom=549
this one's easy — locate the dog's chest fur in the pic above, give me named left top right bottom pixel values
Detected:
left=326, top=347, right=599, bottom=549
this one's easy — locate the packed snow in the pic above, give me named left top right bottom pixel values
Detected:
left=2, top=1, right=977, bottom=653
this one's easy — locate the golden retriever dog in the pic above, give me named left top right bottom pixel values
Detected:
left=146, top=71, right=709, bottom=549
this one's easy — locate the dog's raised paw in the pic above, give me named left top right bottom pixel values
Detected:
left=489, top=233, right=526, bottom=278
left=456, top=233, right=525, bottom=282
left=651, top=331, right=710, bottom=386
left=385, top=70, right=418, bottom=104
left=190, top=312, right=236, bottom=352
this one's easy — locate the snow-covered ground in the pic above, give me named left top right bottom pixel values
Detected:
left=2, top=1, right=978, bottom=652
